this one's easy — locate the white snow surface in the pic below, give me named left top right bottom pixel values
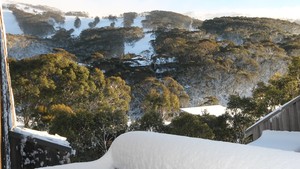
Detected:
left=43, top=131, right=300, bottom=169
left=124, top=32, right=154, bottom=57
left=181, top=105, right=227, bottom=116
left=249, top=130, right=300, bottom=152
left=4, top=5, right=155, bottom=58
left=13, top=127, right=71, bottom=148
left=3, top=9, right=23, bottom=34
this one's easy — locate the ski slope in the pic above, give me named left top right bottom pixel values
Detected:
left=43, top=131, right=300, bottom=169
left=3, top=9, right=23, bottom=34
left=4, top=2, right=154, bottom=58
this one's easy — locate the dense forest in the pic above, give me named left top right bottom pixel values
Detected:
left=5, top=4, right=300, bottom=162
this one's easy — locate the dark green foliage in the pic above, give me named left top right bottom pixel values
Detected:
left=142, top=10, right=202, bottom=30
left=134, top=77, right=188, bottom=120
left=133, top=111, right=165, bottom=132
left=88, top=16, right=100, bottom=28
left=152, top=27, right=288, bottom=81
left=225, top=56, right=300, bottom=143
left=252, top=57, right=300, bottom=110
left=107, top=15, right=118, bottom=22
left=74, top=17, right=81, bottom=28
left=9, top=5, right=65, bottom=37
left=10, top=50, right=131, bottom=127
left=51, top=29, right=74, bottom=45
left=65, top=11, right=89, bottom=17
left=226, top=95, right=257, bottom=143
left=123, top=12, right=137, bottom=27
left=10, top=50, right=131, bottom=161
left=168, top=113, right=215, bottom=139
left=202, top=17, right=300, bottom=43
left=50, top=111, right=127, bottom=162
left=74, top=27, right=144, bottom=58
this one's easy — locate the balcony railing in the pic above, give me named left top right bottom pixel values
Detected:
left=245, top=95, right=300, bottom=140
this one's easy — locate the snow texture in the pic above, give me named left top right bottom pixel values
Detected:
left=154, top=57, right=177, bottom=65
left=124, top=31, right=154, bottom=57
left=42, top=131, right=300, bottom=169
left=181, top=105, right=227, bottom=116
left=3, top=9, right=23, bottom=34
left=249, top=130, right=300, bottom=152
left=13, top=127, right=71, bottom=148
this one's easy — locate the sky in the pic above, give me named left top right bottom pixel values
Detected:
left=3, top=0, right=300, bottom=20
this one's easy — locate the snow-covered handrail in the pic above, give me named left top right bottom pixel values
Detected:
left=43, top=131, right=300, bottom=169
left=245, top=95, right=300, bottom=140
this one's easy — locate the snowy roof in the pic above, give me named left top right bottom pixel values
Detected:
left=249, top=130, right=300, bottom=152
left=43, top=131, right=300, bottom=169
left=180, top=105, right=226, bottom=116
left=13, top=127, right=71, bottom=148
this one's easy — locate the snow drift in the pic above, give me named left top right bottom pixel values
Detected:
left=43, top=131, right=300, bottom=169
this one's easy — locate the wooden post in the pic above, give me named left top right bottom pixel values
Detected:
left=0, top=2, right=17, bottom=169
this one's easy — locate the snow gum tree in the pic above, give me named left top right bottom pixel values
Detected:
left=138, top=77, right=189, bottom=121
left=74, top=16, right=81, bottom=28
left=10, top=50, right=131, bottom=161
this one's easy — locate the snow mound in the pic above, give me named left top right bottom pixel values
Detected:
left=43, top=131, right=300, bottom=169
left=249, top=130, right=300, bottom=152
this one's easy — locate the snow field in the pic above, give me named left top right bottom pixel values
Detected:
left=4, top=4, right=154, bottom=58
left=3, top=9, right=23, bottom=34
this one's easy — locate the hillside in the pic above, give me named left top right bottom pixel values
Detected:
left=4, top=2, right=300, bottom=166
left=4, top=2, right=300, bottom=117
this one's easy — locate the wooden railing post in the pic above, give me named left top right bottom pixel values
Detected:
left=0, top=3, right=17, bottom=169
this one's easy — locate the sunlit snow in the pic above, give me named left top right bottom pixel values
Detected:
left=43, top=131, right=300, bottom=169
left=124, top=32, right=154, bottom=57
left=181, top=105, right=227, bottom=117
left=4, top=4, right=156, bottom=58
left=3, top=9, right=23, bottom=34
left=249, top=130, right=300, bottom=152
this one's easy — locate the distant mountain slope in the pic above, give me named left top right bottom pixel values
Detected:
left=4, top=2, right=300, bottom=117
left=141, top=10, right=202, bottom=30
left=202, top=17, right=300, bottom=44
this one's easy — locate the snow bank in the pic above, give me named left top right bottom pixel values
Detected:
left=43, top=131, right=300, bottom=169
left=249, top=130, right=300, bottom=152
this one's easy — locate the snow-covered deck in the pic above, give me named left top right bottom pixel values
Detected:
left=43, top=131, right=300, bottom=169
left=249, top=130, right=300, bottom=152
